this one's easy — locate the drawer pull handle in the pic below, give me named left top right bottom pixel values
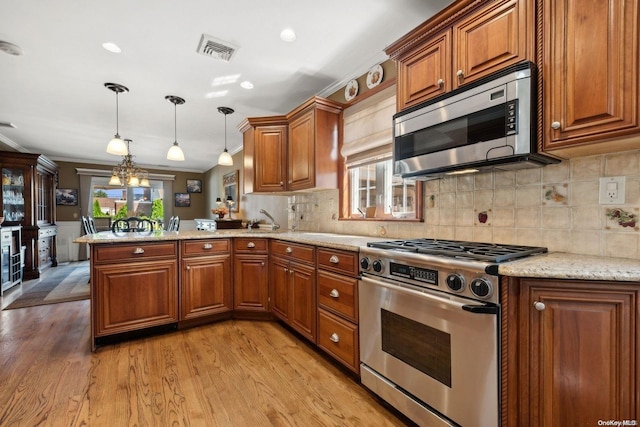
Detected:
left=329, top=333, right=340, bottom=343
left=437, top=78, right=444, bottom=87
left=551, top=121, right=561, bottom=130
left=456, top=69, right=465, bottom=79
left=329, top=255, right=339, bottom=264
left=329, top=289, right=340, bottom=298
left=203, top=243, right=213, bottom=250
left=284, top=267, right=288, bottom=273
left=132, top=247, right=145, bottom=254
left=247, top=242, right=256, bottom=248
left=285, top=247, right=293, bottom=253
left=533, top=301, right=546, bottom=311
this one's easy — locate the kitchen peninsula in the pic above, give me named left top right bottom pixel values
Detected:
left=74, top=229, right=378, bottom=359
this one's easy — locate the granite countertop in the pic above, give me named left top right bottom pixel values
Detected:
left=499, top=252, right=640, bottom=282
left=73, top=230, right=385, bottom=252
left=74, top=231, right=640, bottom=282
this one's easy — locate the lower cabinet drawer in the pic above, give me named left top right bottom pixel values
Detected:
left=318, top=309, right=359, bottom=373
left=318, top=270, right=358, bottom=322
left=94, top=242, right=177, bottom=263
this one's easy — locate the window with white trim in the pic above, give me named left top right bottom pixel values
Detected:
left=341, top=86, right=421, bottom=220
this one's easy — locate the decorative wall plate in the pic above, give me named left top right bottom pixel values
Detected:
left=345, top=79, right=358, bottom=101
left=366, top=64, right=384, bottom=89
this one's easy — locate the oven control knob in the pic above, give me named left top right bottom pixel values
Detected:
left=372, top=260, right=384, bottom=273
left=360, top=257, right=371, bottom=271
left=470, top=278, right=493, bottom=299
left=446, top=273, right=465, bottom=292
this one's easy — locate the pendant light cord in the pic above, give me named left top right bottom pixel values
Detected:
left=115, top=92, right=119, bottom=135
left=174, top=103, right=177, bottom=142
left=224, top=112, right=227, bottom=151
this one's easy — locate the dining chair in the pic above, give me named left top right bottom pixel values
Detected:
left=167, top=216, right=180, bottom=231
left=111, top=217, right=153, bottom=233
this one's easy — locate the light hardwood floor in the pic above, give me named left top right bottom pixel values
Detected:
left=0, top=299, right=410, bottom=426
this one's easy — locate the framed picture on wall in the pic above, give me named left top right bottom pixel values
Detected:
left=223, top=170, right=239, bottom=212
left=174, top=192, right=190, bottom=207
left=186, top=179, right=202, bottom=193
left=56, top=188, right=78, bottom=206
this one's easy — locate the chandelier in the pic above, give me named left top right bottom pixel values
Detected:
left=108, top=139, right=150, bottom=187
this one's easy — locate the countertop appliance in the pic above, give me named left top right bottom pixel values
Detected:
left=358, top=238, right=547, bottom=426
left=393, top=61, right=559, bottom=179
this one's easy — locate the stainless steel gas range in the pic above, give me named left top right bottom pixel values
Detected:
left=358, top=238, right=547, bottom=427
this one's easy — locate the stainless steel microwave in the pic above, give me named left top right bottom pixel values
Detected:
left=393, top=61, right=559, bottom=179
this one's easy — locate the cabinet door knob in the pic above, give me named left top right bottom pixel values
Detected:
left=551, top=121, right=561, bottom=130
left=203, top=243, right=212, bottom=250
left=456, top=69, right=465, bottom=79
left=329, top=333, right=340, bottom=343
left=437, top=78, right=444, bottom=87
left=132, top=247, right=145, bottom=254
left=186, top=265, right=191, bottom=271
left=261, top=262, right=265, bottom=267
left=289, top=269, right=294, bottom=275
left=329, top=289, right=339, bottom=298
left=284, top=267, right=288, bottom=272
left=285, top=247, right=293, bottom=253
left=279, top=181, right=284, bottom=186
left=247, top=242, right=255, bottom=248
left=329, top=255, right=339, bottom=264
left=533, top=301, right=546, bottom=311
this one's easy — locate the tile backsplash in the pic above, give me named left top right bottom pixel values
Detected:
left=288, top=150, right=640, bottom=259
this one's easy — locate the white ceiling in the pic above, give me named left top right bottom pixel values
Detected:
left=0, top=0, right=452, bottom=173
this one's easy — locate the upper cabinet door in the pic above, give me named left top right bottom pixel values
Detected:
left=542, top=0, right=640, bottom=156
left=288, top=109, right=315, bottom=191
left=453, top=0, right=532, bottom=89
left=397, top=30, right=451, bottom=110
left=254, top=125, right=288, bottom=192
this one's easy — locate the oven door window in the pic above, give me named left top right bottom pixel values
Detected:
left=381, top=308, right=451, bottom=387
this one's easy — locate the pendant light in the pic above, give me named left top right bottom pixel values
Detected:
left=217, top=106, right=234, bottom=166
left=165, top=95, right=186, bottom=161
left=104, top=83, right=129, bottom=156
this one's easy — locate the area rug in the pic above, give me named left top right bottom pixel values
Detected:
left=3, top=261, right=90, bottom=310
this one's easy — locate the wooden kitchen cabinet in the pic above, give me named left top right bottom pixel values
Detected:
left=180, top=239, right=232, bottom=324
left=390, top=0, right=533, bottom=110
left=233, top=238, right=270, bottom=318
left=91, top=241, right=179, bottom=347
left=316, top=247, right=360, bottom=373
left=503, top=277, right=640, bottom=426
left=240, top=116, right=288, bottom=193
left=541, top=0, right=640, bottom=157
left=269, top=240, right=317, bottom=342
left=1, top=152, right=57, bottom=280
left=286, top=97, right=342, bottom=191
left=240, top=96, right=342, bottom=193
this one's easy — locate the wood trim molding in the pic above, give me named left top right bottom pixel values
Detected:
left=384, top=0, right=488, bottom=59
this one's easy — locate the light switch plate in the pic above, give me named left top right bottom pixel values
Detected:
left=599, top=176, right=625, bottom=204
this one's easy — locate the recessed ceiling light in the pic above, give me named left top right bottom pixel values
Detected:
left=240, top=81, right=254, bottom=89
left=280, top=28, right=296, bottom=42
left=102, top=42, right=121, bottom=53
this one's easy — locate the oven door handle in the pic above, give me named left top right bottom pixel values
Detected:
left=461, top=304, right=498, bottom=315
left=361, top=275, right=496, bottom=313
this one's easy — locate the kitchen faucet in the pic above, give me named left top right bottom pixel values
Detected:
left=259, top=209, right=280, bottom=230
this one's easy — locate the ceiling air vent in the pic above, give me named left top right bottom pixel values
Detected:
left=196, top=34, right=238, bottom=62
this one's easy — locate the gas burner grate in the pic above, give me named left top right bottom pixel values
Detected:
left=367, top=239, right=547, bottom=263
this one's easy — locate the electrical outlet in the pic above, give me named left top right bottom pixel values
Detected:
left=599, top=176, right=625, bottom=204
